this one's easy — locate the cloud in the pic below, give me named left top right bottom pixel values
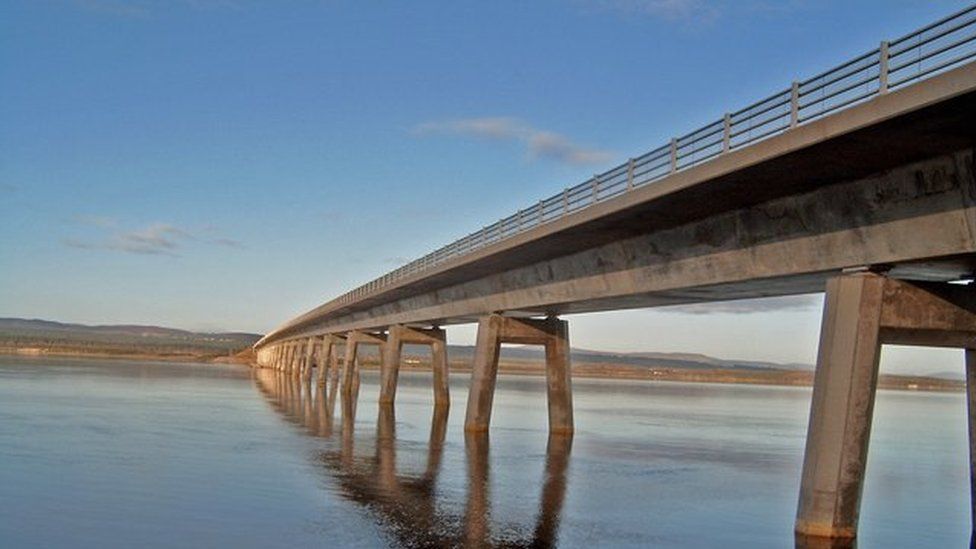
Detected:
left=413, top=117, right=613, bottom=166
left=70, top=0, right=241, bottom=17
left=576, top=0, right=719, bottom=21
left=661, top=294, right=821, bottom=315
left=73, top=215, right=117, bottom=229
left=63, top=221, right=242, bottom=257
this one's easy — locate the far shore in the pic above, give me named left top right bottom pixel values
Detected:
left=1, top=346, right=963, bottom=393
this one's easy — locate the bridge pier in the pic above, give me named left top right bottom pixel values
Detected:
left=464, top=314, right=573, bottom=434
left=342, top=331, right=387, bottom=397
left=381, top=325, right=449, bottom=408
left=303, top=337, right=316, bottom=382
left=796, top=272, right=976, bottom=540
left=317, top=335, right=342, bottom=388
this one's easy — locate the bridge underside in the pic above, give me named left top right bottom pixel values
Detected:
left=264, top=66, right=976, bottom=341
left=292, top=146, right=976, bottom=336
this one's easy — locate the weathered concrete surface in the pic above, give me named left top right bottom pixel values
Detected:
left=796, top=273, right=976, bottom=539
left=795, top=274, right=885, bottom=539
left=968, top=349, right=976, bottom=538
left=256, top=64, right=976, bottom=351
left=464, top=315, right=573, bottom=434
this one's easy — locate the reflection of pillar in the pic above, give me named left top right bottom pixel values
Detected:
left=425, top=405, right=449, bottom=482
left=464, top=432, right=491, bottom=547
left=314, top=382, right=333, bottom=437
left=464, top=315, right=573, bottom=434
left=796, top=273, right=976, bottom=539
left=376, top=405, right=398, bottom=495
left=341, top=387, right=357, bottom=467
left=532, top=434, right=573, bottom=546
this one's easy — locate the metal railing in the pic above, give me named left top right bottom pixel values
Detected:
left=324, top=4, right=976, bottom=312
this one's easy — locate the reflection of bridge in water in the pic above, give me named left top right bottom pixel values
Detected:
left=253, top=369, right=571, bottom=548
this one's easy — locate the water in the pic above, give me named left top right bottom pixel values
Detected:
left=0, top=356, right=968, bottom=548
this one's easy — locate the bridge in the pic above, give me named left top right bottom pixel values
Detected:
left=253, top=5, right=976, bottom=541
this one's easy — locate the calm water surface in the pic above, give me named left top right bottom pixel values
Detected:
left=0, top=356, right=968, bottom=548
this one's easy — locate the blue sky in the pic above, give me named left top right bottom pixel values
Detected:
left=0, top=0, right=967, bottom=375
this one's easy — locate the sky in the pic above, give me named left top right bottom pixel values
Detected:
left=0, top=0, right=969, bottom=376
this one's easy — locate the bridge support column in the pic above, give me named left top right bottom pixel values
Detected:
left=317, top=335, right=341, bottom=388
left=796, top=272, right=976, bottom=540
left=968, top=350, right=976, bottom=538
left=380, top=325, right=449, bottom=407
left=303, top=337, right=315, bottom=382
left=342, top=331, right=387, bottom=397
left=292, top=341, right=304, bottom=379
left=464, top=314, right=573, bottom=434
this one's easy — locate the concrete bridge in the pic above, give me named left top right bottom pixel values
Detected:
left=253, top=6, right=976, bottom=541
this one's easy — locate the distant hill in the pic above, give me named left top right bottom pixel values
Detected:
left=402, top=344, right=812, bottom=373
left=0, top=318, right=261, bottom=359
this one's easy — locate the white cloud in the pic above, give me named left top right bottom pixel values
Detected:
left=576, top=0, right=719, bottom=21
left=414, top=116, right=614, bottom=166
left=64, top=221, right=242, bottom=256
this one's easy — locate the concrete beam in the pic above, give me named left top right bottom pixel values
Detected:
left=464, top=315, right=573, bottom=434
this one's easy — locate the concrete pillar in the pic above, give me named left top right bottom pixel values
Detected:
left=379, top=325, right=449, bottom=407
left=379, top=328, right=404, bottom=405
left=317, top=336, right=335, bottom=388
left=544, top=319, right=574, bottom=435
left=303, top=337, right=315, bottom=382
left=795, top=274, right=885, bottom=539
left=342, top=337, right=360, bottom=396
left=968, top=349, right=976, bottom=538
left=292, top=341, right=303, bottom=379
left=464, top=315, right=503, bottom=433
left=464, top=314, right=573, bottom=434
left=431, top=336, right=450, bottom=408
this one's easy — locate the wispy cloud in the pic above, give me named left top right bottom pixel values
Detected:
left=662, top=294, right=821, bottom=315
left=575, top=0, right=719, bottom=21
left=73, top=215, right=118, bottom=229
left=413, top=117, right=614, bottom=166
left=64, top=220, right=242, bottom=257
left=70, top=0, right=241, bottom=17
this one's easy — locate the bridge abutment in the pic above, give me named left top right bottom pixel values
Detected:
left=464, top=315, right=573, bottom=434
left=796, top=272, right=976, bottom=540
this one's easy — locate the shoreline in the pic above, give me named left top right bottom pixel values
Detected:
left=1, top=348, right=962, bottom=393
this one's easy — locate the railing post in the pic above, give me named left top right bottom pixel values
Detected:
left=591, top=175, right=599, bottom=203
left=789, top=81, right=800, bottom=128
left=722, top=112, right=731, bottom=152
left=516, top=209, right=523, bottom=230
left=878, top=40, right=890, bottom=94
left=669, top=138, right=678, bottom=173
left=561, top=189, right=568, bottom=215
left=626, top=158, right=635, bottom=190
